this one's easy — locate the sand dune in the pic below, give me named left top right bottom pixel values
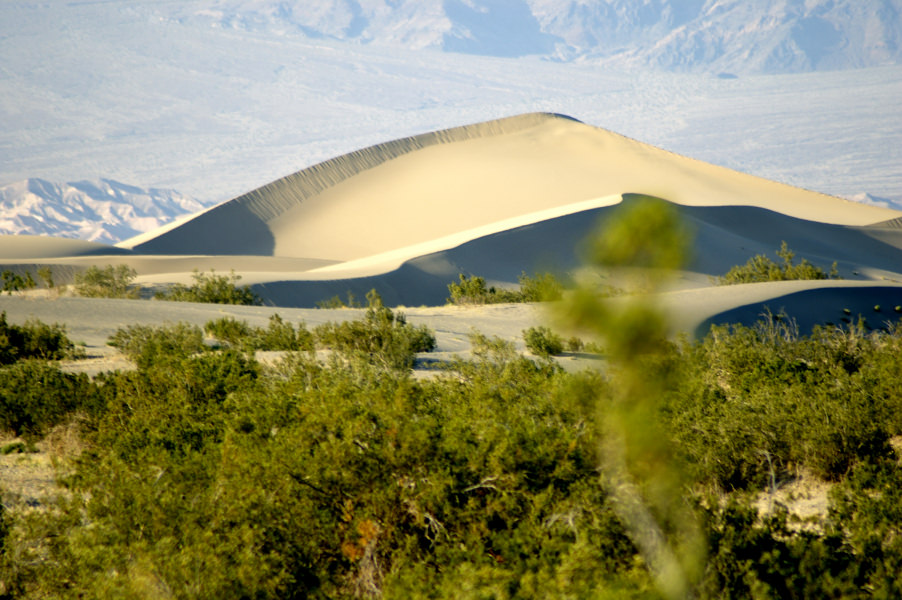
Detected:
left=120, top=113, right=899, bottom=261
left=2, top=113, right=902, bottom=334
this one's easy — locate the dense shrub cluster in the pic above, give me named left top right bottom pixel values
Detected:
left=314, top=290, right=435, bottom=370
left=1, top=270, right=36, bottom=294
left=446, top=272, right=563, bottom=305
left=664, top=318, right=902, bottom=490
left=73, top=264, right=140, bottom=299
left=206, top=314, right=314, bottom=352
left=717, top=241, right=840, bottom=285
left=0, top=361, right=95, bottom=440
left=108, top=322, right=207, bottom=370
left=0, top=312, right=79, bottom=365
left=156, top=269, right=262, bottom=305
left=522, top=325, right=564, bottom=357
left=2, top=310, right=902, bottom=597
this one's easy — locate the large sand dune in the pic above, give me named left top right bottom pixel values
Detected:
left=2, top=113, right=902, bottom=337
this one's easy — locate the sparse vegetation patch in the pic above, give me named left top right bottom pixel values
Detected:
left=447, top=271, right=563, bottom=305
left=156, top=269, right=261, bottom=305
left=73, top=264, right=140, bottom=298
left=717, top=241, right=840, bottom=285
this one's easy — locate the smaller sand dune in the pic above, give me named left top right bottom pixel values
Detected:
left=0, top=235, right=133, bottom=260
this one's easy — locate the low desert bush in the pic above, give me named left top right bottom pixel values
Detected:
left=717, top=241, right=840, bottom=285
left=0, top=312, right=79, bottom=365
left=1, top=270, right=36, bottom=294
left=108, top=322, right=206, bottom=370
left=315, top=292, right=362, bottom=309
left=3, top=312, right=902, bottom=597
left=73, top=264, right=140, bottom=298
left=665, top=319, right=900, bottom=490
left=314, top=290, right=435, bottom=370
left=156, top=269, right=261, bottom=305
left=205, top=314, right=314, bottom=352
left=0, top=361, right=95, bottom=439
left=523, top=325, right=564, bottom=357
left=446, top=271, right=564, bottom=305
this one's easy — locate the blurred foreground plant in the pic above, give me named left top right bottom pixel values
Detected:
left=558, top=195, right=704, bottom=599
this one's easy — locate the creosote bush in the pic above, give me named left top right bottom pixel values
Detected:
left=156, top=269, right=262, bottom=305
left=717, top=241, right=840, bottom=285
left=0, top=361, right=95, bottom=440
left=73, top=264, right=140, bottom=298
left=447, top=271, right=563, bottom=305
left=522, top=325, right=564, bottom=357
left=108, top=322, right=206, bottom=370
left=314, top=290, right=435, bottom=370
left=205, top=314, right=314, bottom=352
left=0, top=312, right=79, bottom=365
left=1, top=270, right=36, bottom=294
left=315, top=291, right=362, bottom=309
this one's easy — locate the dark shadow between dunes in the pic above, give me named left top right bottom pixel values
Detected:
left=250, top=197, right=902, bottom=308
left=130, top=201, right=276, bottom=256
left=695, top=286, right=902, bottom=338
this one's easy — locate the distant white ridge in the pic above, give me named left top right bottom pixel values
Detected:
left=0, top=179, right=206, bottom=244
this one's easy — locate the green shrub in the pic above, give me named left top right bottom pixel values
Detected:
left=523, top=325, right=565, bottom=357
left=5, top=329, right=623, bottom=599
left=467, top=330, right=518, bottom=363
left=717, top=241, right=839, bottom=285
left=205, top=315, right=314, bottom=353
left=516, top=271, right=564, bottom=302
left=36, top=266, right=54, bottom=289
left=314, top=290, right=435, bottom=370
left=446, top=271, right=564, bottom=305
left=827, top=461, right=902, bottom=598
left=0, top=361, right=95, bottom=439
left=157, top=269, right=261, bottom=305
left=698, top=498, right=861, bottom=599
left=204, top=316, right=255, bottom=348
left=108, top=322, right=206, bottom=370
left=665, top=320, right=899, bottom=489
left=315, top=292, right=362, bottom=309
left=73, top=264, right=139, bottom=298
left=6, top=312, right=902, bottom=597
left=1, top=270, right=36, bottom=294
left=0, top=312, right=79, bottom=365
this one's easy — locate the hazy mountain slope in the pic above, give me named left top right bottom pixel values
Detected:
left=2, top=1, right=900, bottom=211
left=167, top=0, right=902, bottom=72
left=0, top=179, right=206, bottom=244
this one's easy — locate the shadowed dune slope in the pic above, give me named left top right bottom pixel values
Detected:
left=120, top=113, right=901, bottom=261
left=251, top=196, right=902, bottom=308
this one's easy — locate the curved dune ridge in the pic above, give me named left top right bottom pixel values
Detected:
left=2, top=113, right=902, bottom=325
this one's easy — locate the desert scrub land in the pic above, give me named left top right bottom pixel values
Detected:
left=2, top=305, right=902, bottom=598
left=2, top=201, right=902, bottom=598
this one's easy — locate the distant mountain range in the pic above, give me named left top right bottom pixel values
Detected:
left=0, top=179, right=206, bottom=244
left=168, top=0, right=902, bottom=73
